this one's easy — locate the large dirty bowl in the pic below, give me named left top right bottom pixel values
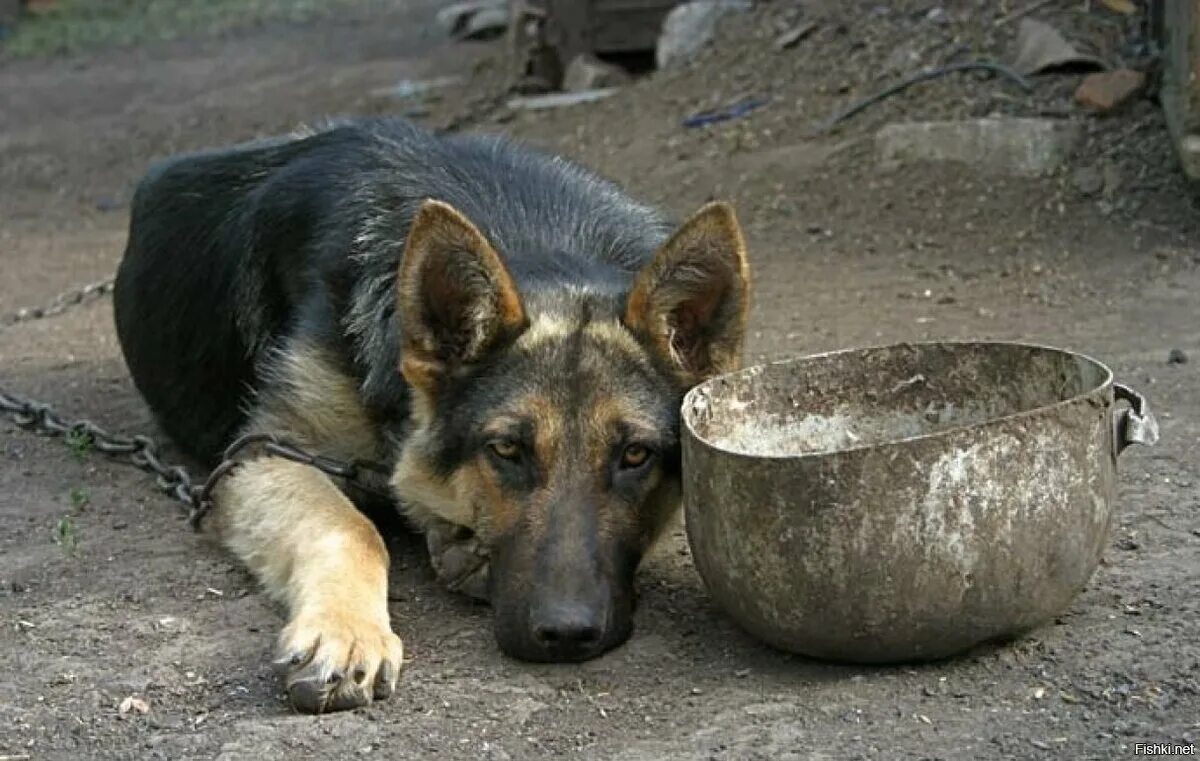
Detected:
left=681, top=341, right=1158, bottom=663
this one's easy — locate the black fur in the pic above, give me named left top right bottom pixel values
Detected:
left=114, top=118, right=673, bottom=464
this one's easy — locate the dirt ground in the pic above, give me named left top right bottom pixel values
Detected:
left=1, top=1, right=1198, bottom=759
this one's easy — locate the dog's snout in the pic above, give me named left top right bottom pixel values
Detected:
left=530, top=603, right=605, bottom=656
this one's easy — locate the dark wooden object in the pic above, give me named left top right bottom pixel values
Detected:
left=508, top=0, right=681, bottom=90
left=1154, top=0, right=1200, bottom=179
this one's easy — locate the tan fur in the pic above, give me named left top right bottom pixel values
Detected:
left=390, top=446, right=476, bottom=529
left=390, top=392, right=567, bottom=538
left=210, top=457, right=403, bottom=712
left=638, top=478, right=682, bottom=550
left=397, top=199, right=526, bottom=387
left=210, top=340, right=401, bottom=712
left=466, top=461, right=520, bottom=539
left=516, top=313, right=575, bottom=350
left=583, top=319, right=646, bottom=357
left=585, top=394, right=659, bottom=445
left=252, top=342, right=383, bottom=462
left=521, top=394, right=564, bottom=469
left=624, top=201, right=751, bottom=382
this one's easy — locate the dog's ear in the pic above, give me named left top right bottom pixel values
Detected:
left=624, top=202, right=750, bottom=384
left=398, top=200, right=527, bottom=390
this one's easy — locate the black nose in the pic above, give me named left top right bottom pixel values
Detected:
left=530, top=604, right=604, bottom=655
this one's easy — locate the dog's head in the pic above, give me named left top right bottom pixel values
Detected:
left=390, top=199, right=749, bottom=662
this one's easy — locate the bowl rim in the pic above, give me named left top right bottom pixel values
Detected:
left=681, top=339, right=1115, bottom=461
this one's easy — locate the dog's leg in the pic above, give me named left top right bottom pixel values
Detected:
left=202, top=338, right=402, bottom=712
left=210, top=457, right=404, bottom=713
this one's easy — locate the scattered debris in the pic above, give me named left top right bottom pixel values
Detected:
left=1011, top=18, right=1105, bottom=76
left=1075, top=69, right=1146, bottom=113
left=507, top=88, right=620, bottom=111
left=562, top=54, right=629, bottom=93
left=656, top=0, right=751, bottom=70
left=876, top=118, right=1081, bottom=176
left=813, top=61, right=1031, bottom=134
left=682, top=96, right=768, bottom=128
left=459, top=5, right=509, bottom=41
left=994, top=0, right=1056, bottom=28
left=1168, top=348, right=1188, bottom=365
left=369, top=76, right=463, bottom=101
left=925, top=7, right=949, bottom=26
left=436, top=0, right=508, bottom=41
left=774, top=21, right=817, bottom=51
left=1099, top=0, right=1137, bottom=14
left=882, top=42, right=923, bottom=75
left=118, top=696, right=150, bottom=716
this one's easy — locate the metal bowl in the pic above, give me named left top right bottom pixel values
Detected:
left=681, top=341, right=1158, bottom=663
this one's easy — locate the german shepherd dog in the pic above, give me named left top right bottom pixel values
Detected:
left=113, top=117, right=750, bottom=713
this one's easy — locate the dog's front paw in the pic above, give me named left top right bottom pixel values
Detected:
left=275, top=605, right=404, bottom=713
left=426, top=520, right=490, bottom=602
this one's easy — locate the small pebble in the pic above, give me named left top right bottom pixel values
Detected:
left=1167, top=348, right=1188, bottom=365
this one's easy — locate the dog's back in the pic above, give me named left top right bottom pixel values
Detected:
left=114, top=118, right=672, bottom=462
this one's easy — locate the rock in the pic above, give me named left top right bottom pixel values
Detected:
left=435, top=0, right=507, bottom=39
left=1011, top=18, right=1105, bottom=76
left=562, top=54, right=629, bottom=92
left=876, top=118, right=1081, bottom=176
left=774, top=21, right=817, bottom=51
left=507, top=88, right=620, bottom=111
left=1072, top=165, right=1104, bottom=196
left=1075, top=69, right=1146, bottom=112
left=656, top=0, right=751, bottom=70
left=461, top=6, right=508, bottom=40
left=925, top=7, right=949, bottom=25
left=883, top=43, right=923, bottom=75
left=1168, top=348, right=1188, bottom=365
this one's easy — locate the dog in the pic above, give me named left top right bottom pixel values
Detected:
left=113, top=117, right=750, bottom=713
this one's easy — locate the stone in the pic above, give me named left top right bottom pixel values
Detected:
left=562, top=54, right=629, bottom=92
left=1075, top=69, right=1146, bottom=112
left=1168, top=348, right=1188, bottom=365
left=656, top=0, right=751, bottom=70
left=507, top=88, right=619, bottom=111
left=876, top=118, right=1082, bottom=176
left=435, top=0, right=507, bottom=39
left=774, top=21, right=818, bottom=51
left=1011, top=18, right=1104, bottom=76
left=925, top=7, right=949, bottom=25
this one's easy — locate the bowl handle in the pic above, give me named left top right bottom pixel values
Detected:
left=1113, top=383, right=1160, bottom=457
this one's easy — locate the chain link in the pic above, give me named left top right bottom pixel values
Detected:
left=0, top=277, right=115, bottom=329
left=1, top=278, right=391, bottom=529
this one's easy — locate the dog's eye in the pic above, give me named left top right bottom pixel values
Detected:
left=620, top=444, right=651, bottom=469
left=488, top=439, right=521, bottom=461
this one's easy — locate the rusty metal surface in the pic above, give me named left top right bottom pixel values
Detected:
left=681, top=341, right=1157, bottom=663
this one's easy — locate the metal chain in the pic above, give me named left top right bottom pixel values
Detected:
left=0, top=277, right=115, bottom=329
left=1, top=278, right=391, bottom=529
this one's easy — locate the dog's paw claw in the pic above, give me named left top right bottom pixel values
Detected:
left=373, top=662, right=397, bottom=700
left=277, top=609, right=404, bottom=713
